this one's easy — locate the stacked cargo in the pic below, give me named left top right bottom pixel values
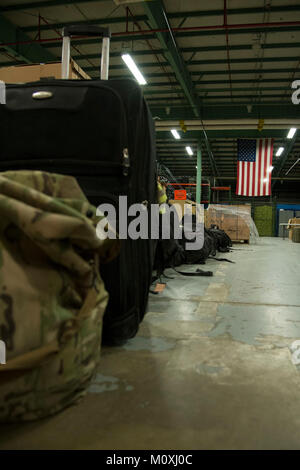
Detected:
left=253, top=205, right=275, bottom=237
left=0, top=59, right=91, bottom=82
left=287, top=218, right=300, bottom=241
left=0, top=25, right=156, bottom=422
left=205, top=204, right=251, bottom=243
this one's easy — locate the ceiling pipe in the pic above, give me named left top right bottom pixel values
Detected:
left=1, top=20, right=300, bottom=48
left=156, top=119, right=300, bottom=125
left=285, top=158, right=300, bottom=175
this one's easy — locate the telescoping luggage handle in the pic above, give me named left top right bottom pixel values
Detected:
left=62, top=25, right=111, bottom=80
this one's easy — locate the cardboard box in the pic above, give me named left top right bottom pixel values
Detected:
left=287, top=218, right=300, bottom=240
left=206, top=204, right=251, bottom=241
left=0, top=59, right=90, bottom=83
left=169, top=199, right=196, bottom=222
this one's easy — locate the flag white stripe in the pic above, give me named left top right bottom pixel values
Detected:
left=254, top=140, right=259, bottom=196
left=238, top=161, right=242, bottom=195
left=243, top=162, right=247, bottom=195
left=265, top=138, right=271, bottom=196
left=259, top=139, right=265, bottom=196
left=249, top=161, right=254, bottom=196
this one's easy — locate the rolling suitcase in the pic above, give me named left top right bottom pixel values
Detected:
left=0, top=25, right=157, bottom=345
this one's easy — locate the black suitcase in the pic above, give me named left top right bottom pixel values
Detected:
left=0, top=25, right=157, bottom=345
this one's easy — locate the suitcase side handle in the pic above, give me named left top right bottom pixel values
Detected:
left=61, top=24, right=111, bottom=80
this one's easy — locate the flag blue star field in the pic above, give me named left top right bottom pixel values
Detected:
left=236, top=138, right=274, bottom=196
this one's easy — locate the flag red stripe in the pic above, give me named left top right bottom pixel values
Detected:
left=263, top=138, right=267, bottom=196
left=252, top=160, right=255, bottom=196
left=266, top=138, right=270, bottom=196
left=258, top=139, right=263, bottom=196
left=264, top=138, right=269, bottom=196
left=261, top=139, right=266, bottom=196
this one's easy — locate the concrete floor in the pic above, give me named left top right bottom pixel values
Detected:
left=1, top=237, right=300, bottom=449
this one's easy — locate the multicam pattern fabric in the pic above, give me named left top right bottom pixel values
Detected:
left=0, top=171, right=119, bottom=422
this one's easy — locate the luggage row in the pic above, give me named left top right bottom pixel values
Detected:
left=0, top=25, right=157, bottom=422
left=0, top=25, right=233, bottom=422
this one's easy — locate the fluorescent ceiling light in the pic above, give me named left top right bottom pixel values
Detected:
left=287, top=128, right=297, bottom=139
left=171, top=129, right=180, bottom=139
left=121, top=54, right=147, bottom=85
left=186, top=146, right=193, bottom=156
left=276, top=147, right=284, bottom=156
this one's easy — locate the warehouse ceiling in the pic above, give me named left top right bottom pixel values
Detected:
left=0, top=0, right=300, bottom=190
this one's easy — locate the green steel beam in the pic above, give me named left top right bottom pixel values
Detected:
left=23, top=15, right=148, bottom=33
left=174, top=26, right=300, bottom=38
left=3, top=41, right=299, bottom=67
left=0, top=13, right=55, bottom=63
left=0, top=0, right=107, bottom=12
left=44, top=26, right=300, bottom=49
left=15, top=4, right=300, bottom=30
left=142, top=0, right=200, bottom=118
left=107, top=68, right=300, bottom=79
left=151, top=101, right=293, bottom=109
left=137, top=78, right=300, bottom=87
left=74, top=50, right=165, bottom=61
left=144, top=86, right=290, bottom=95
left=149, top=103, right=299, bottom=120
left=46, top=34, right=157, bottom=48
left=143, top=0, right=222, bottom=177
left=150, top=100, right=292, bottom=107
left=192, top=68, right=299, bottom=77
left=146, top=95, right=291, bottom=101
left=71, top=42, right=300, bottom=63
left=85, top=56, right=300, bottom=73
left=187, top=57, right=300, bottom=65
left=142, top=1, right=222, bottom=178
left=6, top=2, right=300, bottom=14
left=156, top=129, right=294, bottom=140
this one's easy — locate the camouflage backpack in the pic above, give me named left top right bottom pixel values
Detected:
left=0, top=171, right=118, bottom=422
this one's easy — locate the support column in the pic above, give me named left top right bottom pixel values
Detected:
left=196, top=139, right=202, bottom=204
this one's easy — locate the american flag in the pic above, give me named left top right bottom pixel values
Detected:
left=236, top=138, right=274, bottom=196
